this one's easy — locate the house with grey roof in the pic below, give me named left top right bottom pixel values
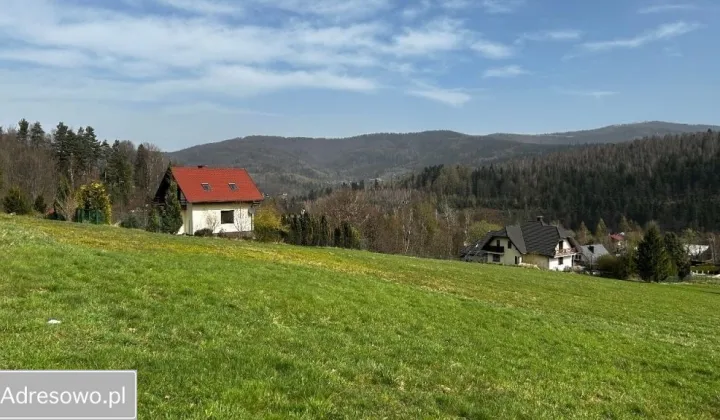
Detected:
left=574, top=244, right=609, bottom=268
left=460, top=216, right=580, bottom=271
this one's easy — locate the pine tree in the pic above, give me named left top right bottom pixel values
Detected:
left=105, top=140, right=134, bottom=206
left=636, top=225, right=673, bottom=282
left=134, top=144, right=150, bottom=196
left=664, top=232, right=691, bottom=280
left=3, top=187, right=32, bottom=215
left=146, top=206, right=161, bottom=233
left=319, top=215, right=330, bottom=247
left=29, top=122, right=46, bottom=148
left=301, top=212, right=313, bottom=245
left=160, top=180, right=183, bottom=234
left=17, top=119, right=29, bottom=144
left=576, top=221, right=591, bottom=245
left=595, top=218, right=608, bottom=241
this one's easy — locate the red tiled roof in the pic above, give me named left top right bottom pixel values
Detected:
left=610, top=234, right=625, bottom=241
left=171, top=166, right=263, bottom=203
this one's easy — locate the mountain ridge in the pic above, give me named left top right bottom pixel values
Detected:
left=167, top=121, right=719, bottom=194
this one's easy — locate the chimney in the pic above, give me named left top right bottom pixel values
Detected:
left=197, top=165, right=206, bottom=169
left=536, top=216, right=544, bottom=223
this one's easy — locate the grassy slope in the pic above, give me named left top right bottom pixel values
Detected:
left=1, top=215, right=719, bottom=419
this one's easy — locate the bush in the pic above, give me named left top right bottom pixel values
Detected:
left=3, top=187, right=32, bottom=215
left=596, top=254, right=633, bottom=280
left=76, top=182, right=112, bottom=224
left=146, top=207, right=161, bottom=233
left=120, top=213, right=143, bottom=229
left=33, top=195, right=47, bottom=214
left=194, top=228, right=214, bottom=237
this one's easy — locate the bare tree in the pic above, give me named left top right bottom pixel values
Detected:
left=204, top=211, right=220, bottom=233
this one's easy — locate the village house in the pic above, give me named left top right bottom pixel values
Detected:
left=460, top=217, right=580, bottom=271
left=153, top=166, right=264, bottom=235
left=574, top=244, right=610, bottom=268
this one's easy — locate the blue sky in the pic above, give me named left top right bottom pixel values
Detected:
left=0, top=0, right=717, bottom=151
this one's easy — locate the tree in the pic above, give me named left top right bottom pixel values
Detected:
left=105, top=140, right=134, bottom=206
left=468, top=220, right=501, bottom=243
left=134, top=143, right=150, bottom=195
left=29, top=122, right=46, bottom=148
left=636, top=225, right=673, bottom=282
left=17, top=119, right=29, bottom=144
left=34, top=195, right=47, bottom=214
left=76, top=182, right=112, bottom=224
left=576, top=221, right=591, bottom=245
left=619, top=215, right=631, bottom=234
left=146, top=206, right=161, bottom=233
left=160, top=180, right=183, bottom=234
left=318, top=215, right=330, bottom=247
left=52, top=176, right=75, bottom=221
left=595, top=218, right=608, bottom=242
left=254, top=202, right=284, bottom=242
left=664, top=232, right=691, bottom=280
left=3, top=187, right=32, bottom=215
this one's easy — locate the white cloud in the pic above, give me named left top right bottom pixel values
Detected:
left=407, top=85, right=472, bottom=107
left=559, top=89, right=618, bottom=98
left=516, top=30, right=582, bottom=44
left=387, top=18, right=468, bottom=56
left=401, top=0, right=433, bottom=20
left=481, top=0, right=525, bottom=13
left=581, top=21, right=701, bottom=52
left=154, top=0, right=243, bottom=15
left=471, top=39, right=515, bottom=59
left=483, top=65, right=529, bottom=78
left=440, top=0, right=524, bottom=13
left=638, top=3, right=698, bottom=14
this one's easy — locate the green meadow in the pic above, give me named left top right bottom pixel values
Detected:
left=1, top=214, right=719, bottom=419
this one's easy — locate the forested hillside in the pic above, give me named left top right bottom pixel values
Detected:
left=407, top=130, right=720, bottom=232
left=167, top=122, right=719, bottom=195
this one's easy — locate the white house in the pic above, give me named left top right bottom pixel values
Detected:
left=460, top=217, right=579, bottom=271
left=153, top=166, right=264, bottom=235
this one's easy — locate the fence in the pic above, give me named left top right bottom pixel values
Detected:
left=74, top=208, right=106, bottom=225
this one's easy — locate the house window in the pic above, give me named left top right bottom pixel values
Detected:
left=508, top=240, right=512, bottom=249
left=558, top=240, right=564, bottom=249
left=515, top=256, right=520, bottom=265
left=558, top=257, right=564, bottom=265
left=228, top=183, right=237, bottom=191
left=496, top=240, right=500, bottom=247
left=201, top=183, right=211, bottom=191
left=220, top=210, right=234, bottom=224
left=493, top=254, right=501, bottom=263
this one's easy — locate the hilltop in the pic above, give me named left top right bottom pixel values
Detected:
left=166, top=121, right=719, bottom=194
left=2, top=215, right=719, bottom=418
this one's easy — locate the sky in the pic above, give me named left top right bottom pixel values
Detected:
left=0, top=0, right=718, bottom=151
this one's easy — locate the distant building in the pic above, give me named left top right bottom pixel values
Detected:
left=574, top=244, right=610, bottom=268
left=460, top=216, right=580, bottom=271
left=153, top=165, right=264, bottom=235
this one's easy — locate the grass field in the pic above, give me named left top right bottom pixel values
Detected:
left=1, top=214, right=719, bottom=419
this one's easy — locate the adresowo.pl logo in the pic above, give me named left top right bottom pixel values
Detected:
left=0, top=371, right=136, bottom=420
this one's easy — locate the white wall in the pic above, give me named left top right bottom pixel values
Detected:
left=548, top=256, right=573, bottom=271
left=180, top=203, right=254, bottom=235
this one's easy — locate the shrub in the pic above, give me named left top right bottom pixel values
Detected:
left=160, top=180, right=183, bottom=234
left=3, top=187, right=32, bottom=215
left=146, top=207, right=161, bottom=233
left=596, top=254, right=633, bottom=280
left=254, top=204, right=285, bottom=242
left=120, top=213, right=143, bottom=229
left=76, top=182, right=112, bottom=224
left=33, top=195, right=47, bottom=214
left=194, top=228, right=214, bottom=237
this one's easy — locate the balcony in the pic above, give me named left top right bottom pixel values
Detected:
left=555, top=247, right=578, bottom=257
left=483, top=246, right=505, bottom=254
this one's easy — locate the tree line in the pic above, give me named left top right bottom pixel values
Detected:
left=0, top=118, right=167, bottom=222
left=405, top=130, right=720, bottom=233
